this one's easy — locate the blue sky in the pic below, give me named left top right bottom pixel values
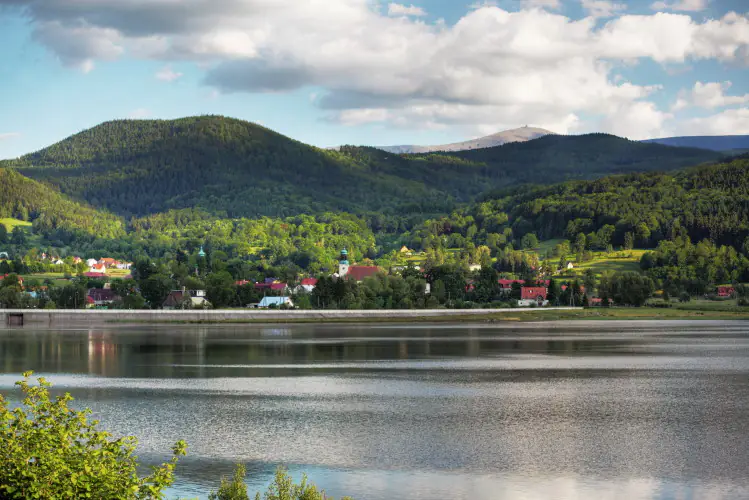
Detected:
left=1, top=0, right=748, bottom=159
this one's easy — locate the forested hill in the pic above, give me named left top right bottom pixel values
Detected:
left=7, top=116, right=722, bottom=219
left=409, top=155, right=749, bottom=253
left=0, top=168, right=125, bottom=240
left=9, top=116, right=450, bottom=219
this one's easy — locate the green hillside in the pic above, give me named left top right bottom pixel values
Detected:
left=6, top=116, right=723, bottom=219
left=0, top=168, right=125, bottom=241
left=409, top=154, right=749, bottom=253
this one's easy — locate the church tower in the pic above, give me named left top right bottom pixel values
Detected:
left=338, top=248, right=350, bottom=277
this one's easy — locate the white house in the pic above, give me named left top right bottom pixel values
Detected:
left=86, top=258, right=98, bottom=268
left=89, top=263, right=106, bottom=274
left=469, top=264, right=482, bottom=272
left=258, top=296, right=294, bottom=309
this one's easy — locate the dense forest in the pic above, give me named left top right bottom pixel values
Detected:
left=2, top=116, right=722, bottom=220
left=0, top=168, right=125, bottom=241
left=408, top=155, right=749, bottom=253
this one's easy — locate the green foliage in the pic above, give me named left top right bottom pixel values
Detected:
left=0, top=372, right=186, bottom=499
left=8, top=117, right=720, bottom=220
left=599, top=272, right=655, bottom=306
left=206, top=271, right=236, bottom=308
left=261, top=466, right=352, bottom=500
left=209, top=464, right=250, bottom=500
left=0, top=168, right=125, bottom=241
left=140, top=274, right=175, bottom=309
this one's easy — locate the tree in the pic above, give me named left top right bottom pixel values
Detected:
left=520, top=233, right=539, bottom=250
left=10, top=227, right=26, bottom=246
left=140, top=274, right=174, bottom=309
left=209, top=464, right=249, bottom=500
left=206, top=271, right=235, bottom=309
left=0, top=372, right=186, bottom=499
left=0, top=224, right=7, bottom=244
left=624, top=232, right=635, bottom=250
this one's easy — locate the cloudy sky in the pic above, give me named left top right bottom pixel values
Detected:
left=1, top=0, right=748, bottom=158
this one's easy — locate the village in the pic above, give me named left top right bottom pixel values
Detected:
left=0, top=244, right=740, bottom=311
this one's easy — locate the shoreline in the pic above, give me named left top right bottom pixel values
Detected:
left=3, top=306, right=749, bottom=326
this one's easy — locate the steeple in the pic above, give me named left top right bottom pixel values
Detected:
left=338, top=248, right=350, bottom=277
left=198, top=246, right=206, bottom=258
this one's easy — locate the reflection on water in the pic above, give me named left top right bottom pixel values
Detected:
left=1, top=321, right=749, bottom=500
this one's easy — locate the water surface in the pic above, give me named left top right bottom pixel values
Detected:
left=1, top=321, right=748, bottom=499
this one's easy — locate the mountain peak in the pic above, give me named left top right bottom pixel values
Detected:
left=377, top=126, right=556, bottom=154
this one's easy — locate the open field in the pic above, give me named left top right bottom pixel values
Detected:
left=0, top=218, right=32, bottom=232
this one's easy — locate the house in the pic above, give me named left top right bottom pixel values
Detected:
left=399, top=246, right=413, bottom=256
left=86, top=258, right=98, bottom=268
left=163, top=289, right=211, bottom=309
left=53, top=259, right=64, bottom=265
left=87, top=288, right=120, bottom=308
left=89, top=263, right=107, bottom=274
left=521, top=286, right=548, bottom=302
left=469, top=264, right=482, bottom=272
left=257, top=296, right=294, bottom=309
left=717, top=286, right=735, bottom=297
left=255, top=281, right=289, bottom=293
left=565, top=261, right=575, bottom=270
left=518, top=299, right=550, bottom=307
left=115, top=261, right=132, bottom=270
left=297, top=278, right=318, bottom=293
left=99, top=258, right=117, bottom=267
left=0, top=252, right=9, bottom=260
left=345, top=266, right=380, bottom=282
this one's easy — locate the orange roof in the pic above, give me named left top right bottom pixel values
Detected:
left=346, top=266, right=380, bottom=282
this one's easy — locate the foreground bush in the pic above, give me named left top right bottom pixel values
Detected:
left=211, top=464, right=353, bottom=500
left=0, top=372, right=186, bottom=499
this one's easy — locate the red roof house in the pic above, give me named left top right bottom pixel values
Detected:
left=521, top=287, right=548, bottom=301
left=301, top=278, right=318, bottom=286
left=717, top=286, right=735, bottom=297
left=345, top=266, right=380, bottom=282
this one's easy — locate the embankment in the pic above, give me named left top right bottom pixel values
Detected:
left=0, top=307, right=577, bottom=327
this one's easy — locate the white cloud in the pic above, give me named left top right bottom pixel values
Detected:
left=650, top=0, right=708, bottom=12
left=521, top=0, right=561, bottom=9
left=387, top=3, right=426, bottom=17
left=5, top=1, right=749, bottom=139
left=581, top=0, right=627, bottom=18
left=679, top=107, right=749, bottom=135
left=0, top=133, right=21, bottom=142
left=155, top=64, right=183, bottom=82
left=127, top=108, right=152, bottom=119
left=673, top=81, right=749, bottom=110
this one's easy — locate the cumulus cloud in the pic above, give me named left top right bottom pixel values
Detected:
left=155, top=64, right=183, bottom=82
left=581, top=0, right=627, bottom=18
left=679, top=107, right=749, bottom=135
left=4, top=0, right=749, bottom=138
left=387, top=3, right=426, bottom=17
left=651, top=0, right=708, bottom=12
left=674, top=81, right=749, bottom=110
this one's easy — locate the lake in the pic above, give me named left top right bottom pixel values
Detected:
left=1, top=320, right=748, bottom=499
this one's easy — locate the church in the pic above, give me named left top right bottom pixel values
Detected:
left=337, top=248, right=380, bottom=282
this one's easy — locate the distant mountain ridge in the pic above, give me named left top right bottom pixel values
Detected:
left=377, top=126, right=555, bottom=154
left=643, top=135, right=749, bottom=152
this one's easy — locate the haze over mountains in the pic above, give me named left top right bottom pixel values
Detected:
left=377, top=126, right=554, bottom=154
left=643, top=135, right=749, bottom=153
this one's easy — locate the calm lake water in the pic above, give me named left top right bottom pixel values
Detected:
left=1, top=320, right=749, bottom=500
